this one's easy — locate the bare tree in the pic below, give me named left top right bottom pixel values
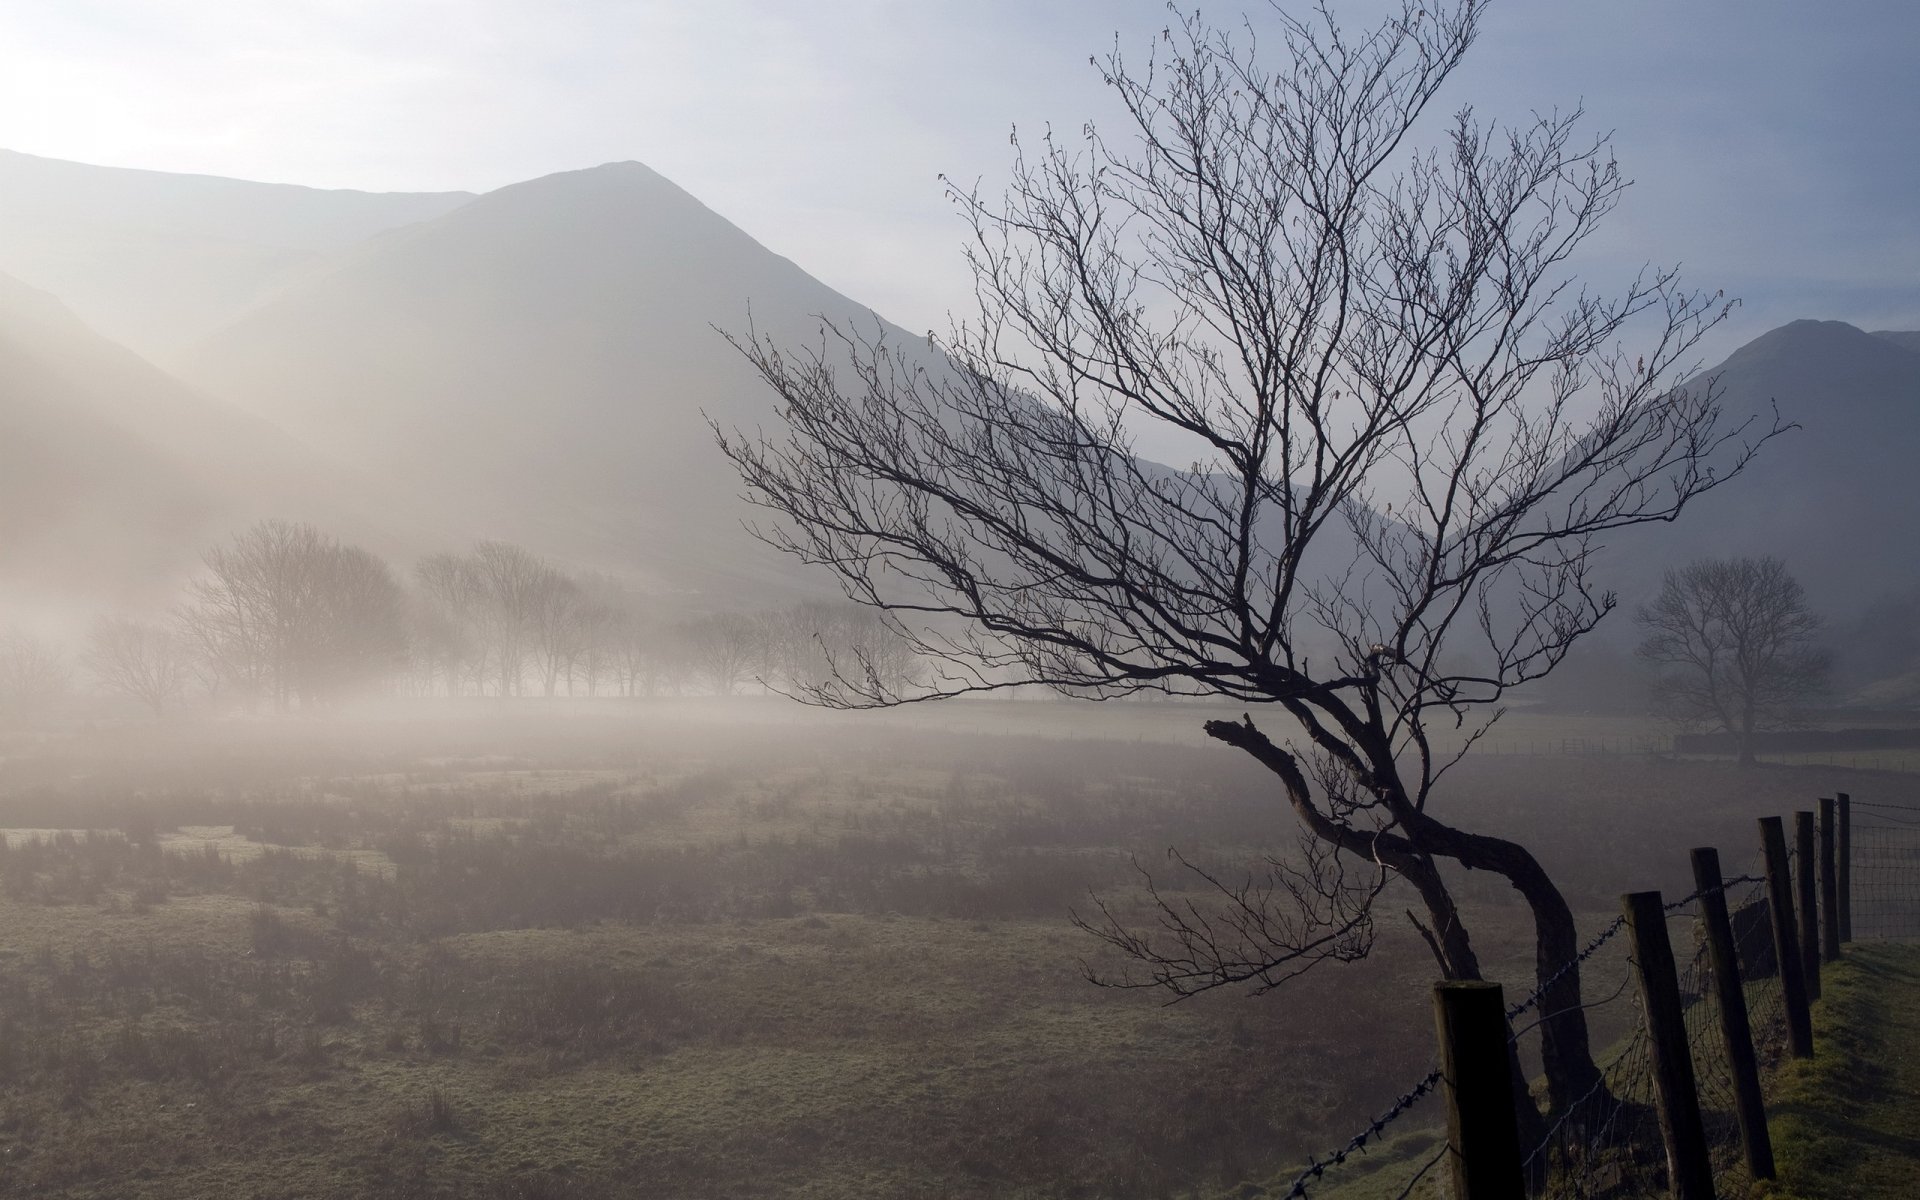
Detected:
left=0, top=629, right=68, bottom=722
left=180, top=520, right=405, bottom=709
left=295, top=542, right=407, bottom=702
left=529, top=567, right=585, bottom=697
left=717, top=0, right=1781, bottom=1114
left=416, top=541, right=555, bottom=697
left=567, top=573, right=631, bottom=697
left=83, top=617, right=192, bottom=716
left=611, top=610, right=676, bottom=697
left=404, top=592, right=476, bottom=697
left=1636, top=557, right=1829, bottom=765
left=766, top=602, right=924, bottom=698
left=680, top=612, right=766, bottom=696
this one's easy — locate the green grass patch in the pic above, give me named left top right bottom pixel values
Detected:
left=1765, top=943, right=1920, bottom=1200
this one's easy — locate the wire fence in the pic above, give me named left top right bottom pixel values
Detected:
left=1253, top=794, right=1919, bottom=1200
left=1852, top=798, right=1920, bottom=940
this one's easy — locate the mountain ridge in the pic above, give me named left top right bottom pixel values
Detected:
left=175, top=159, right=905, bottom=602
left=4, top=150, right=1917, bottom=636
left=0, top=148, right=476, bottom=357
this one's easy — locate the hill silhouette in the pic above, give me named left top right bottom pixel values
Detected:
left=179, top=161, right=900, bottom=601
left=0, top=270, right=437, bottom=617
left=4, top=152, right=1916, bottom=645
left=0, top=149, right=471, bottom=359
left=1593, top=319, right=1920, bottom=618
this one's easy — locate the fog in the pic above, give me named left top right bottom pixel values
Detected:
left=3, top=4, right=1919, bottom=1198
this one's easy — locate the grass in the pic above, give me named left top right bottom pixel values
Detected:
left=0, top=704, right=1909, bottom=1197
left=1763, top=942, right=1920, bottom=1200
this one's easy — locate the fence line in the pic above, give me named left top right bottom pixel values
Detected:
left=1256, top=791, right=1916, bottom=1199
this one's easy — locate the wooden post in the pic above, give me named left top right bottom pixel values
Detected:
left=1837, top=792, right=1853, bottom=942
left=1819, top=798, right=1840, bottom=963
left=1690, top=848, right=1775, bottom=1179
left=1759, top=817, right=1814, bottom=1056
left=1434, top=982, right=1525, bottom=1200
left=1794, top=810, right=1821, bottom=999
left=1622, top=892, right=1715, bottom=1200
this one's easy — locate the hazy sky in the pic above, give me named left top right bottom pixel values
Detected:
left=2, top=0, right=1916, bottom=351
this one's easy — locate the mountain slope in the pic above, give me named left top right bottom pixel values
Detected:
left=0, top=272, right=429, bottom=615
left=1581, top=319, right=1920, bottom=626
left=179, top=161, right=902, bottom=601
left=1871, top=329, right=1920, bottom=356
left=0, top=149, right=473, bottom=359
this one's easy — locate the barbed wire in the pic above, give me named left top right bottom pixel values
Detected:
left=1265, top=794, right=1911, bottom=1200
left=1849, top=797, right=1920, bottom=811
left=1501, top=875, right=1761, bottom=1029
left=1278, top=1066, right=1442, bottom=1198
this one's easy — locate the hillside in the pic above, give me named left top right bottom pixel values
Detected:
left=0, top=149, right=472, bottom=359
left=5, top=149, right=1916, bottom=632
left=178, top=161, right=897, bottom=602
left=0, top=272, right=430, bottom=617
left=1585, top=320, right=1920, bottom=618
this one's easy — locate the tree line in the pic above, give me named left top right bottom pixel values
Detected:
left=1, top=519, right=920, bottom=718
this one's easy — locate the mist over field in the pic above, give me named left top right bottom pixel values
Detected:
left=2, top=1, right=1918, bottom=1197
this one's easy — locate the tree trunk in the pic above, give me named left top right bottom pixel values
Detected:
left=1412, top=817, right=1608, bottom=1116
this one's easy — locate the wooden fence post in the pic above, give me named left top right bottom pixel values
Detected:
left=1795, top=810, right=1821, bottom=999
left=1819, top=798, right=1840, bottom=963
left=1434, top=982, right=1525, bottom=1200
left=1837, top=792, right=1853, bottom=942
left=1622, top=891, right=1715, bottom=1200
left=1758, top=816, right=1814, bottom=1057
left=1690, top=848, right=1775, bottom=1179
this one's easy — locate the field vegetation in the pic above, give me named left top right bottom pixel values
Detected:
left=0, top=702, right=1907, bottom=1198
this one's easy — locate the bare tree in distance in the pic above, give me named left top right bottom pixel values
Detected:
left=680, top=612, right=766, bottom=696
left=1636, top=556, right=1829, bottom=765
left=529, top=567, right=586, bottom=697
left=0, top=629, right=67, bottom=723
left=83, top=617, right=193, bottom=716
left=416, top=541, right=557, bottom=697
left=718, top=0, right=1786, bottom=1113
left=765, top=602, right=925, bottom=699
left=180, top=520, right=405, bottom=710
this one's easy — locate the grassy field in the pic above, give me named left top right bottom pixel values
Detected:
left=0, top=701, right=1907, bottom=1198
left=1766, top=943, right=1920, bottom=1199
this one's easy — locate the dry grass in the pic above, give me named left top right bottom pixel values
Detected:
left=0, top=703, right=1903, bottom=1198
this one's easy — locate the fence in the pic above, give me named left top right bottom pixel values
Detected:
left=1256, top=790, right=1920, bottom=1199
left=1472, top=734, right=1920, bottom=772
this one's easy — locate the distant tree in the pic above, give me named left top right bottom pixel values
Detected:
left=1636, top=556, right=1830, bottom=764
left=765, top=602, right=923, bottom=698
left=83, top=617, right=192, bottom=716
left=404, top=592, right=476, bottom=697
left=529, top=567, right=586, bottom=697
left=416, top=541, right=556, bottom=697
left=717, top=0, right=1783, bottom=1115
left=0, top=629, right=68, bottom=722
left=297, top=543, right=408, bottom=701
left=680, top=612, right=766, bottom=696
left=610, top=610, right=676, bottom=697
left=566, top=572, right=632, bottom=697
left=180, top=520, right=405, bottom=709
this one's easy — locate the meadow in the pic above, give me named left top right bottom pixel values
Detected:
left=0, top=701, right=1904, bottom=1198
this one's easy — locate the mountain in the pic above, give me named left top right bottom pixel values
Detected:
left=1604, top=319, right=1920, bottom=613
left=0, top=271, right=429, bottom=616
left=178, top=161, right=899, bottom=602
left=8, top=150, right=1915, bottom=641
left=1871, top=330, right=1920, bottom=356
left=0, top=150, right=472, bottom=359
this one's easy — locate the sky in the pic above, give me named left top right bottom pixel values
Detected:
left=1, top=0, right=1916, bottom=355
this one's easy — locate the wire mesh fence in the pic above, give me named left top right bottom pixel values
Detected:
left=1256, top=793, right=1912, bottom=1200
left=1851, top=798, right=1920, bottom=940
left=1261, top=1066, right=1449, bottom=1199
